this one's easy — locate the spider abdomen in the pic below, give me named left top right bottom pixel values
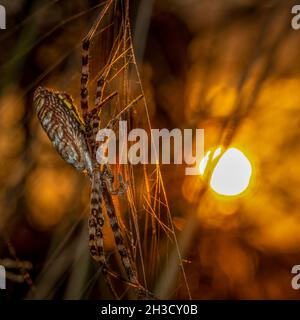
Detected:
left=34, top=87, right=92, bottom=174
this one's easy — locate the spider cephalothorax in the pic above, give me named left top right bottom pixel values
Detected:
left=34, top=87, right=92, bottom=174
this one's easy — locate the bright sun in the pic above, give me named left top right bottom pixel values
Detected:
left=200, top=147, right=252, bottom=196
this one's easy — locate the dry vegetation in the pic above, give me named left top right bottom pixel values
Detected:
left=0, top=0, right=300, bottom=299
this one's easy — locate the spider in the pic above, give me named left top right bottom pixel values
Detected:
left=33, top=0, right=155, bottom=299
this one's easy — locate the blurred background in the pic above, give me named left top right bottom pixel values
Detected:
left=1, top=0, right=300, bottom=300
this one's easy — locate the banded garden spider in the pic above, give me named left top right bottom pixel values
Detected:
left=33, top=0, right=155, bottom=299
